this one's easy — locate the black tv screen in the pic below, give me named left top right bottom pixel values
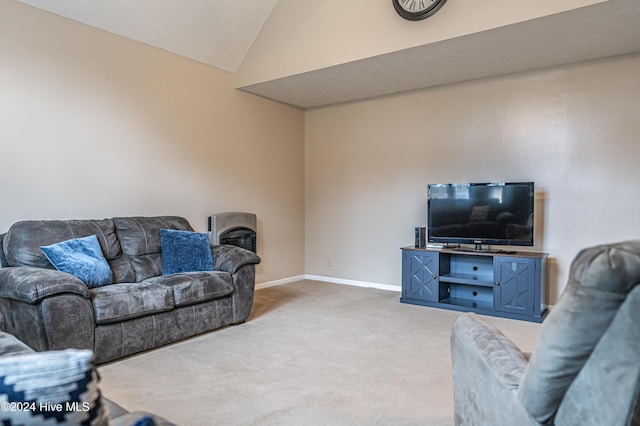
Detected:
left=427, top=182, right=534, bottom=248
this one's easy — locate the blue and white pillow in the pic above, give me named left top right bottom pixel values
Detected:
left=40, top=235, right=112, bottom=288
left=0, top=349, right=109, bottom=425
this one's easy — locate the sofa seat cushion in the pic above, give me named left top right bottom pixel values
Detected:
left=90, top=282, right=175, bottom=325
left=143, top=271, right=234, bottom=307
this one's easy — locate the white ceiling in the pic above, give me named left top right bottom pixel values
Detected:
left=16, top=0, right=640, bottom=108
left=16, top=0, right=279, bottom=73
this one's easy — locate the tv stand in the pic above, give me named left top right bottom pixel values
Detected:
left=400, top=246, right=548, bottom=322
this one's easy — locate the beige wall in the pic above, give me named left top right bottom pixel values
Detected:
left=305, top=53, right=640, bottom=304
left=0, top=0, right=306, bottom=283
left=3, top=1, right=638, bottom=304
left=237, top=0, right=606, bottom=87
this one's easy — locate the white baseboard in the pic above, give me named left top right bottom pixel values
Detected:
left=255, top=275, right=306, bottom=290
left=257, top=274, right=400, bottom=292
left=305, top=275, right=400, bottom=292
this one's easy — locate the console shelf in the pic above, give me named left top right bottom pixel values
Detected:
left=439, top=273, right=493, bottom=287
left=400, top=246, right=548, bottom=322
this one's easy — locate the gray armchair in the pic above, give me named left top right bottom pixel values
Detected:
left=451, top=240, right=640, bottom=426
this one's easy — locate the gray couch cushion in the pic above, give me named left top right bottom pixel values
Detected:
left=144, top=271, right=234, bottom=307
left=2, top=219, right=121, bottom=268
left=113, top=216, right=193, bottom=282
left=90, top=282, right=175, bottom=324
left=518, top=240, right=640, bottom=423
left=554, top=284, right=640, bottom=426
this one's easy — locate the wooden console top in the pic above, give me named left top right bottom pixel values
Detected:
left=401, top=246, right=548, bottom=259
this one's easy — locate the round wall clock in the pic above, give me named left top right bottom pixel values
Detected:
left=392, top=0, right=447, bottom=21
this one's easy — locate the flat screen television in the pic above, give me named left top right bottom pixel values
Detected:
left=427, top=182, right=534, bottom=249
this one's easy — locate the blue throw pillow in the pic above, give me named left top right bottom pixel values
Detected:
left=161, top=229, right=214, bottom=275
left=0, top=349, right=109, bottom=425
left=40, top=235, right=112, bottom=288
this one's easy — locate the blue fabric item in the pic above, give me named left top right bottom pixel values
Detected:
left=160, top=229, right=213, bottom=275
left=0, top=349, right=109, bottom=425
left=40, top=235, right=112, bottom=288
left=133, top=416, right=158, bottom=426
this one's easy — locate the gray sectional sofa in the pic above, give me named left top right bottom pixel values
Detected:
left=0, top=216, right=260, bottom=364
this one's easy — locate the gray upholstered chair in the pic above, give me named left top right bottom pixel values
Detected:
left=451, top=240, right=640, bottom=426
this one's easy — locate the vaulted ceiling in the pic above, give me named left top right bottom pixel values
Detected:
left=15, top=0, right=640, bottom=108
left=16, top=0, right=279, bottom=73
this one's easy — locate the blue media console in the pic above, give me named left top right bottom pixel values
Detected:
left=400, top=246, right=548, bottom=322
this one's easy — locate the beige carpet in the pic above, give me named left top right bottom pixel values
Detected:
left=98, top=280, right=541, bottom=425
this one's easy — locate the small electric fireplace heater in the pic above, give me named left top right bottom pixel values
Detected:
left=208, top=212, right=257, bottom=253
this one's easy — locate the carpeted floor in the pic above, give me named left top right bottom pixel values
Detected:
left=98, top=280, right=541, bottom=425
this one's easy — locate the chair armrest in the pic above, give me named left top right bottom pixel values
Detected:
left=451, top=314, right=536, bottom=426
left=0, top=267, right=89, bottom=304
left=451, top=313, right=529, bottom=390
left=0, top=331, right=34, bottom=356
left=211, top=245, right=261, bottom=275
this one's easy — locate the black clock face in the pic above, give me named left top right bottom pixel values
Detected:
left=392, top=0, right=447, bottom=21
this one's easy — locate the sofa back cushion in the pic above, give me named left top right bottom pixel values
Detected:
left=112, top=216, right=193, bottom=282
left=554, top=283, right=640, bottom=426
left=518, top=240, right=640, bottom=423
left=2, top=219, right=121, bottom=269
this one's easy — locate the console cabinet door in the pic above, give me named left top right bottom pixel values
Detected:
left=494, top=257, right=535, bottom=316
left=402, top=250, right=439, bottom=302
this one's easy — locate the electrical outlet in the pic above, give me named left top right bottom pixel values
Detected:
left=327, top=257, right=333, bottom=267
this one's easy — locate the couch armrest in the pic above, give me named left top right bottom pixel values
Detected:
left=451, top=313, right=537, bottom=426
left=0, top=267, right=89, bottom=304
left=0, top=331, right=34, bottom=356
left=211, top=245, right=261, bottom=275
left=210, top=245, right=260, bottom=325
left=452, top=313, right=529, bottom=389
